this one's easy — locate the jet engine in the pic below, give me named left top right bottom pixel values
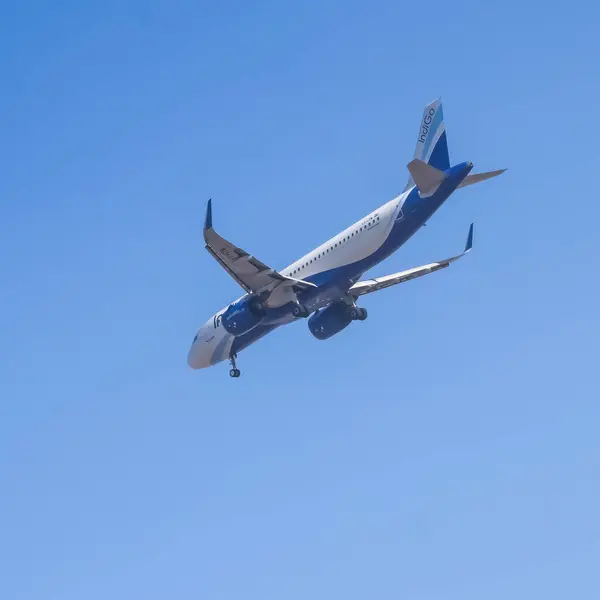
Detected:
left=221, top=296, right=266, bottom=336
left=308, top=301, right=367, bottom=340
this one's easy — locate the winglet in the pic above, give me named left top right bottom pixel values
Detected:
left=465, top=223, right=474, bottom=254
left=204, top=198, right=213, bottom=231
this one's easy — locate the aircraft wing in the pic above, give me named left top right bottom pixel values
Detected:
left=349, top=223, right=474, bottom=297
left=203, top=199, right=317, bottom=295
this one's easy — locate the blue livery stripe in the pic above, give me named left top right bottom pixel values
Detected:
left=428, top=130, right=450, bottom=171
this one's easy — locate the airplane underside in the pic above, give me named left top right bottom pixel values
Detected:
left=187, top=99, right=504, bottom=377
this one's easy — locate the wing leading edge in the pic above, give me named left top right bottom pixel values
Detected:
left=203, top=199, right=316, bottom=295
left=349, top=223, right=474, bottom=298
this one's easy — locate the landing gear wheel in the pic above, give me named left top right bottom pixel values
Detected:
left=229, top=354, right=241, bottom=378
left=348, top=306, right=367, bottom=321
left=292, top=304, right=309, bottom=318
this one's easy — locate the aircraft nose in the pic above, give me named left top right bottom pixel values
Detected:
left=187, top=344, right=198, bottom=368
left=187, top=332, right=211, bottom=369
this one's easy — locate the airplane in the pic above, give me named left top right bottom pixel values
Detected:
left=187, top=99, right=505, bottom=377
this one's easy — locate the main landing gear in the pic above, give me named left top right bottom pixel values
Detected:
left=348, top=306, right=368, bottom=321
left=229, top=353, right=241, bottom=378
left=292, top=303, right=309, bottom=318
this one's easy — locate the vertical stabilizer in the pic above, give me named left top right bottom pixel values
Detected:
left=405, top=98, right=450, bottom=189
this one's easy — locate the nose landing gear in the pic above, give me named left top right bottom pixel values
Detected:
left=229, top=353, right=241, bottom=378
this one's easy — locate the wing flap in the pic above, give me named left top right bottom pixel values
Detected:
left=350, top=223, right=474, bottom=297
left=203, top=199, right=315, bottom=295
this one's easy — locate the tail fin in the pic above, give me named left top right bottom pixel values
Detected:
left=405, top=98, right=449, bottom=190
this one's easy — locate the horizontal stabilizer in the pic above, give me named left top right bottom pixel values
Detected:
left=349, top=223, right=474, bottom=297
left=407, top=159, right=445, bottom=196
left=457, top=169, right=506, bottom=189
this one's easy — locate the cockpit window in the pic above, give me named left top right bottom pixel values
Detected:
left=193, top=334, right=198, bottom=343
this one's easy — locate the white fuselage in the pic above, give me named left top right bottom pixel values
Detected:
left=187, top=191, right=408, bottom=369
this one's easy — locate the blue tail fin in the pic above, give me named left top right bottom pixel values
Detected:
left=405, top=98, right=450, bottom=190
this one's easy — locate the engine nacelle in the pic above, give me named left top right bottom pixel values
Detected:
left=308, top=302, right=354, bottom=340
left=221, top=296, right=266, bottom=336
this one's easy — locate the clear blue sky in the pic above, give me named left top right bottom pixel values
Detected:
left=1, top=1, right=599, bottom=598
